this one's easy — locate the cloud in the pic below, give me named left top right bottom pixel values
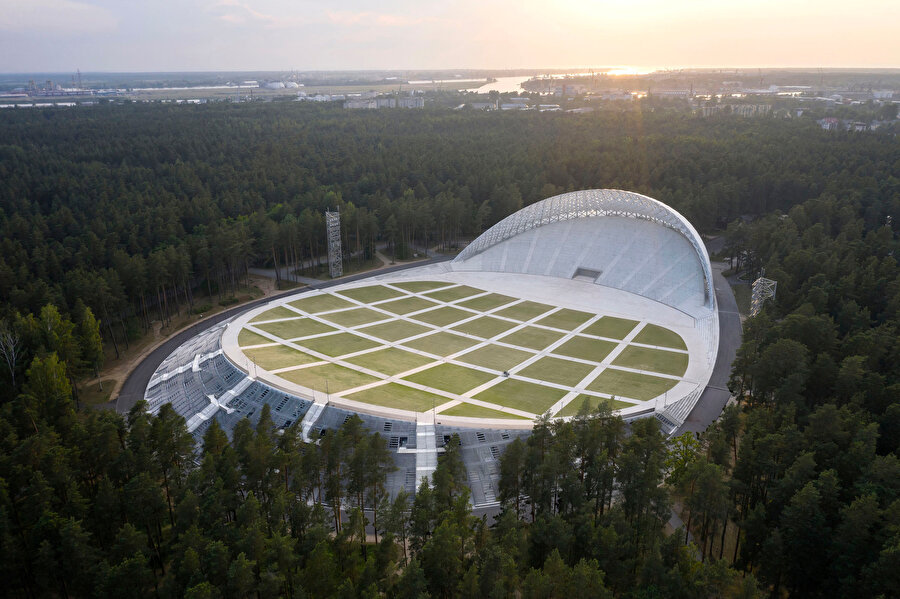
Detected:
left=0, top=0, right=117, bottom=33
left=212, top=0, right=308, bottom=28
left=327, top=10, right=434, bottom=27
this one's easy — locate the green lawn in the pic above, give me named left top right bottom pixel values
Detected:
left=424, top=285, right=485, bottom=302
left=552, top=336, right=617, bottom=363
left=632, top=324, right=687, bottom=350
left=457, top=344, right=534, bottom=372
left=498, top=326, right=565, bottom=351
left=411, top=306, right=473, bottom=327
left=345, top=383, right=451, bottom=413
left=337, top=285, right=406, bottom=304
left=612, top=346, right=688, bottom=376
left=517, top=356, right=596, bottom=386
left=439, top=403, right=529, bottom=419
left=377, top=296, right=439, bottom=315
left=278, top=363, right=380, bottom=393
left=319, top=307, right=390, bottom=327
left=358, top=320, right=433, bottom=342
left=298, top=332, right=382, bottom=357
left=401, top=331, right=481, bottom=356
left=238, top=329, right=275, bottom=347
left=343, top=347, right=434, bottom=376
left=451, top=316, right=518, bottom=338
left=404, top=363, right=496, bottom=395
left=249, top=306, right=299, bottom=323
left=536, top=308, right=595, bottom=330
left=494, top=301, right=555, bottom=322
left=289, top=294, right=356, bottom=314
left=474, top=379, right=567, bottom=414
left=457, top=293, right=517, bottom=312
left=585, top=368, right=678, bottom=401
left=254, top=318, right=337, bottom=340
left=391, top=281, right=453, bottom=293
left=582, top=316, right=639, bottom=340
left=555, top=395, right=634, bottom=417
left=242, top=345, right=320, bottom=371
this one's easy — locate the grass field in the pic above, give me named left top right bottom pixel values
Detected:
left=377, top=296, right=439, bottom=314
left=402, top=331, right=480, bottom=356
left=586, top=368, right=678, bottom=401
left=345, top=383, right=450, bottom=412
left=439, top=403, right=529, bottom=419
left=632, top=324, right=687, bottom=350
left=249, top=306, right=299, bottom=323
left=411, top=306, right=473, bottom=327
left=404, top=363, right=496, bottom=394
left=583, top=316, right=639, bottom=340
left=425, top=285, right=485, bottom=302
left=254, top=318, right=337, bottom=340
left=299, top=332, right=382, bottom=357
left=279, top=363, right=380, bottom=392
left=359, top=320, right=432, bottom=342
left=391, top=280, right=452, bottom=293
left=457, top=344, right=533, bottom=371
left=555, top=395, right=634, bottom=417
left=517, top=356, right=596, bottom=386
left=536, top=308, right=594, bottom=330
left=320, top=307, right=389, bottom=327
left=498, top=326, right=565, bottom=350
left=343, top=347, right=434, bottom=376
left=451, top=315, right=518, bottom=338
left=495, top=301, right=555, bottom=322
left=337, top=285, right=405, bottom=304
left=242, top=345, right=319, bottom=371
left=289, top=294, right=355, bottom=314
left=474, top=379, right=567, bottom=414
left=613, top=346, right=688, bottom=376
left=238, top=329, right=275, bottom=347
left=553, top=336, right=617, bottom=363
left=458, top=293, right=516, bottom=312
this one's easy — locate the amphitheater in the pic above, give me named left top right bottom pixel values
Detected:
left=144, top=190, right=720, bottom=506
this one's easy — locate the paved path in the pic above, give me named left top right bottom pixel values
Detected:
left=114, top=256, right=453, bottom=415
left=675, top=261, right=743, bottom=435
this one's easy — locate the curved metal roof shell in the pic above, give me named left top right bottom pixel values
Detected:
left=454, top=189, right=714, bottom=307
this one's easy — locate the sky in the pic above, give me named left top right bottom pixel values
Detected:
left=0, top=0, right=898, bottom=73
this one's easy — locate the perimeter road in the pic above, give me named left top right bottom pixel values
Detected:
left=114, top=256, right=453, bottom=415
left=675, top=262, right=743, bottom=435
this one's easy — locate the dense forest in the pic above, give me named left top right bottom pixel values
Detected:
left=1, top=101, right=899, bottom=597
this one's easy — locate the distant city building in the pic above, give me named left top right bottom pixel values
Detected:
left=819, top=117, right=840, bottom=131
left=397, top=96, right=424, bottom=108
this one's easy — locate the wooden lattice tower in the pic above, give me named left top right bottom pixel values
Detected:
left=325, top=209, right=343, bottom=278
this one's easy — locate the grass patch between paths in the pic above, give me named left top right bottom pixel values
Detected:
left=404, top=363, right=496, bottom=395
left=451, top=316, right=518, bottom=338
left=343, top=347, right=435, bottom=376
left=457, top=345, right=533, bottom=372
left=632, top=324, right=687, bottom=350
left=391, top=281, right=453, bottom=293
left=289, top=293, right=356, bottom=314
left=439, top=403, right=529, bottom=419
left=613, top=346, right=688, bottom=376
left=243, top=345, right=320, bottom=371
left=279, top=363, right=380, bottom=393
left=555, top=395, right=635, bottom=417
left=411, top=306, right=474, bottom=327
left=457, top=293, right=517, bottom=312
left=239, top=329, right=275, bottom=347
left=536, top=308, right=595, bottom=330
left=345, top=383, right=451, bottom=413
left=498, top=326, right=565, bottom=351
left=424, top=285, right=485, bottom=302
left=474, top=379, right=567, bottom=414
left=298, top=332, right=382, bottom=357
left=319, top=307, right=390, bottom=327
left=377, top=296, right=439, bottom=315
left=582, top=316, right=639, bottom=340
left=253, top=318, right=336, bottom=340
left=494, top=301, right=555, bottom=322
left=249, top=306, right=299, bottom=323
left=337, top=285, right=406, bottom=303
left=401, top=332, right=480, bottom=356
left=359, top=320, right=432, bottom=342
left=552, top=336, right=617, bottom=363
left=517, top=356, right=596, bottom=386
left=586, top=368, right=678, bottom=401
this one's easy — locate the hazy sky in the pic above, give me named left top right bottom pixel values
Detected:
left=1, top=0, right=898, bottom=72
